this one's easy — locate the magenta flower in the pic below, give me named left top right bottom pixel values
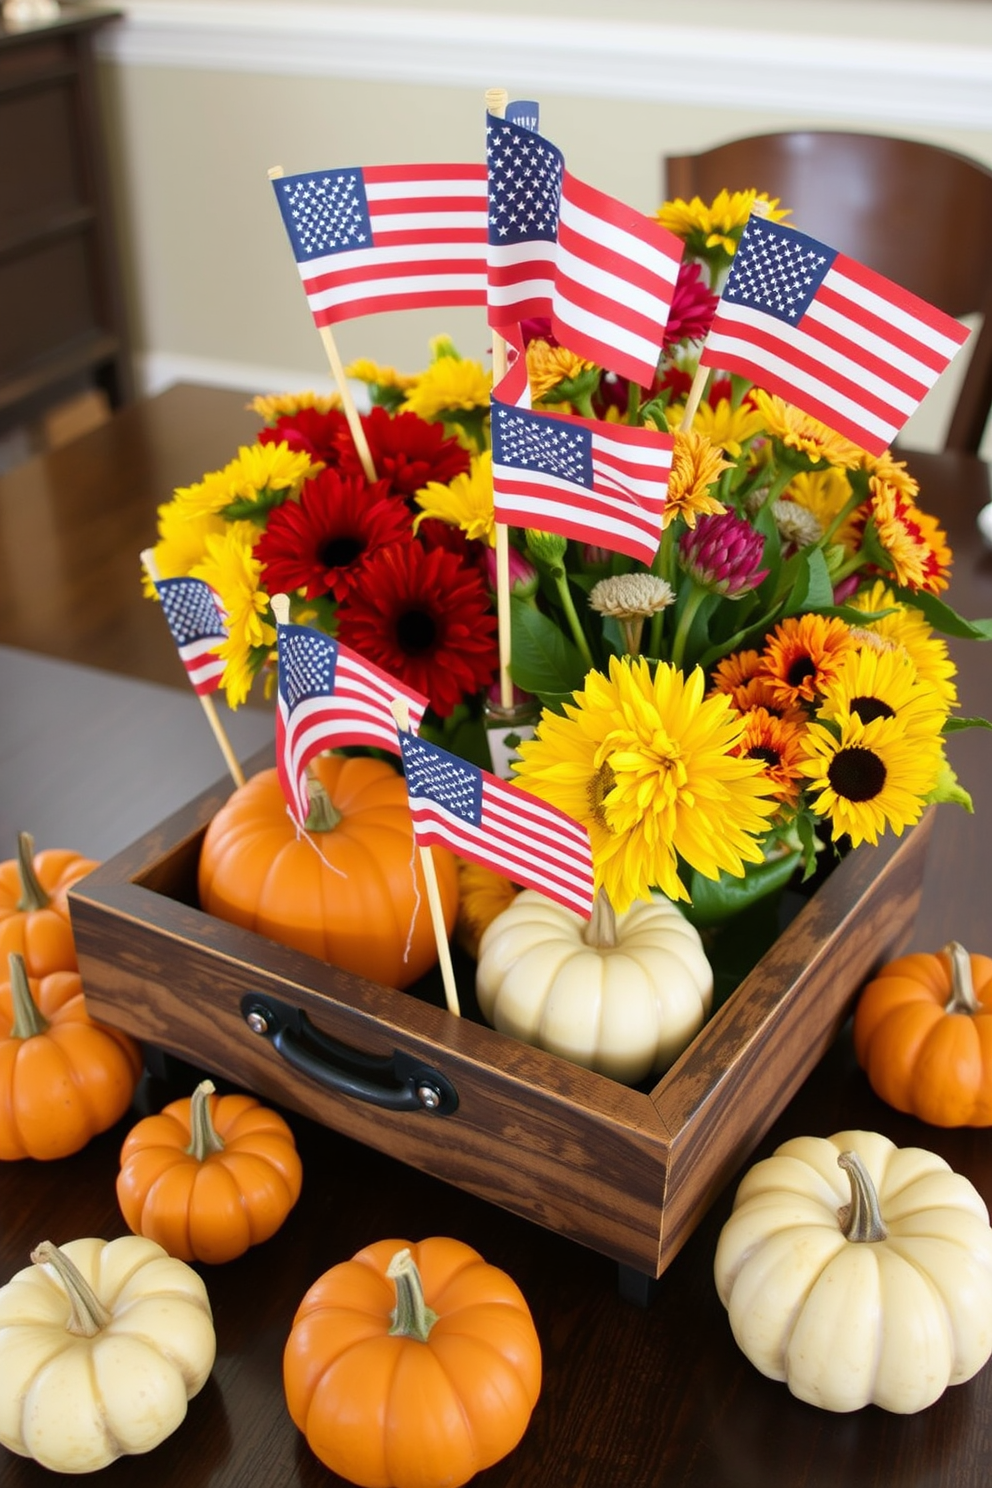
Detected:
left=663, top=260, right=719, bottom=349
left=678, top=510, right=769, bottom=598
left=484, top=543, right=539, bottom=600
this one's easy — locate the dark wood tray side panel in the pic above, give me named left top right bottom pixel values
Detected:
left=70, top=877, right=673, bottom=1276
left=652, top=810, right=933, bottom=1270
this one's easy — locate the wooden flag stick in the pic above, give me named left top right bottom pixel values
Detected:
left=268, top=165, right=378, bottom=484
left=679, top=362, right=708, bottom=432
left=140, top=550, right=246, bottom=789
left=389, top=698, right=461, bottom=1018
left=485, top=89, right=515, bottom=709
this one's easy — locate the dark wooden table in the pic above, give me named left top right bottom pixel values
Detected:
left=3, top=385, right=992, bottom=1487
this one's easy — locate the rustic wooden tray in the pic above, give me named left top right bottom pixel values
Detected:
left=69, top=746, right=932, bottom=1288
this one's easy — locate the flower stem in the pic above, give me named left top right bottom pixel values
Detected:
left=553, top=571, right=594, bottom=669
left=648, top=525, right=677, bottom=656
left=669, top=585, right=708, bottom=672
left=386, top=1248, right=439, bottom=1342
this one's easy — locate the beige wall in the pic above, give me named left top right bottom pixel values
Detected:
left=95, top=2, right=992, bottom=450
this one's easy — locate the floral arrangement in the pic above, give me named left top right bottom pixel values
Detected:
left=146, top=186, right=985, bottom=963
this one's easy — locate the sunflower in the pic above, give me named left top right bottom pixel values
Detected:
left=335, top=542, right=498, bottom=718
left=415, top=450, right=495, bottom=548
left=760, top=614, right=857, bottom=710
left=733, top=707, right=809, bottom=812
left=799, top=712, right=944, bottom=847
left=848, top=580, right=958, bottom=707
left=815, top=641, right=950, bottom=741
left=514, top=655, right=778, bottom=911
left=859, top=477, right=952, bottom=595
left=662, top=429, right=731, bottom=529
left=254, top=468, right=411, bottom=602
left=336, top=406, right=471, bottom=500
left=750, top=391, right=864, bottom=470
left=190, top=526, right=275, bottom=708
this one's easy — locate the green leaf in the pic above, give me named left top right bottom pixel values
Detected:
left=944, top=715, right=992, bottom=732
left=889, top=584, right=992, bottom=641
left=680, top=850, right=803, bottom=929
left=509, top=598, right=588, bottom=699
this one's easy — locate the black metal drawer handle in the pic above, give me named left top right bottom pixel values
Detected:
left=239, top=993, right=458, bottom=1114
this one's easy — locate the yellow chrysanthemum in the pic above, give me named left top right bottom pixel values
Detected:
left=454, top=859, right=519, bottom=959
left=656, top=190, right=789, bottom=256
left=857, top=446, right=919, bottom=499
left=191, top=525, right=275, bottom=708
left=514, top=655, right=778, bottom=911
left=249, top=390, right=340, bottom=422
left=223, top=441, right=314, bottom=508
left=414, top=450, right=495, bottom=547
left=800, top=711, right=944, bottom=847
left=684, top=397, right=765, bottom=458
left=750, top=390, right=864, bottom=469
left=344, top=359, right=417, bottom=392
left=147, top=503, right=227, bottom=591
left=526, top=340, right=596, bottom=402
left=864, top=477, right=952, bottom=595
left=166, top=465, right=242, bottom=522
left=848, top=580, right=958, bottom=707
left=401, top=357, right=492, bottom=422
left=662, top=428, right=731, bottom=530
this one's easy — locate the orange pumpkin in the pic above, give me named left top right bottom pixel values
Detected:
left=853, top=941, right=992, bottom=1126
left=0, top=832, right=98, bottom=976
left=0, top=952, right=143, bottom=1160
left=117, top=1078, right=303, bottom=1264
left=283, top=1237, right=542, bottom=1488
left=198, top=755, right=459, bottom=990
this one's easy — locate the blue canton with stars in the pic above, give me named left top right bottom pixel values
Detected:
left=486, top=112, right=563, bottom=246
left=279, top=626, right=339, bottom=711
left=158, top=578, right=224, bottom=647
left=724, top=218, right=837, bottom=324
left=274, top=170, right=373, bottom=262
left=492, top=404, right=593, bottom=487
left=399, top=732, right=483, bottom=826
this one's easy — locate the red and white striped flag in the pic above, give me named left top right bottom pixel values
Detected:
left=491, top=397, right=671, bottom=564
left=276, top=620, right=428, bottom=826
left=397, top=728, right=595, bottom=919
left=700, top=213, right=970, bottom=455
left=272, top=163, right=488, bottom=326
left=152, top=575, right=227, bottom=696
left=486, top=112, right=684, bottom=388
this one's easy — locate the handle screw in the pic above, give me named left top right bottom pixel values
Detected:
left=417, top=1083, right=442, bottom=1110
left=245, top=1009, right=270, bottom=1036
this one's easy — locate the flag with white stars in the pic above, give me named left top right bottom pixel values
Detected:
left=486, top=112, right=684, bottom=387
left=272, top=163, right=488, bottom=328
left=700, top=214, right=970, bottom=455
left=491, top=398, right=672, bottom=564
left=276, top=620, right=428, bottom=826
left=154, top=576, right=226, bottom=695
left=397, top=729, right=595, bottom=919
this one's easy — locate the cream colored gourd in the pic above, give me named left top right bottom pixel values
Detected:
left=0, top=1236, right=216, bottom=1472
left=475, top=888, right=713, bottom=1084
left=714, top=1129, right=992, bottom=1414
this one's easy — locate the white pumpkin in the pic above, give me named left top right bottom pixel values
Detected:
left=0, top=1236, right=216, bottom=1472
left=714, top=1129, right=992, bottom=1414
left=475, top=888, right=713, bottom=1084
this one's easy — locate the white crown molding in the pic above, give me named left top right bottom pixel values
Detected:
left=98, top=3, right=992, bottom=131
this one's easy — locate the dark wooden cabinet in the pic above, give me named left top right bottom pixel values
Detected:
left=0, top=4, right=132, bottom=435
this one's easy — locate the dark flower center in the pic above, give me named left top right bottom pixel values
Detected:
left=786, top=655, right=817, bottom=689
left=319, top=535, right=364, bottom=570
left=396, top=607, right=438, bottom=655
left=749, top=746, right=781, bottom=769
left=587, top=760, right=617, bottom=830
left=850, top=695, right=896, bottom=725
left=827, top=745, right=887, bottom=803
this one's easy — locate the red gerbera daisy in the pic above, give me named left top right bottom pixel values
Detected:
left=336, top=542, right=498, bottom=718
left=259, top=406, right=349, bottom=466
left=255, top=467, right=412, bottom=602
left=663, top=259, right=719, bottom=348
left=336, top=406, right=470, bottom=501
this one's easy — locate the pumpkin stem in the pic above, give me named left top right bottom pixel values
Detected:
left=15, top=831, right=51, bottom=912
left=837, top=1151, right=888, bottom=1243
left=582, top=887, right=618, bottom=949
left=30, top=1241, right=112, bottom=1336
left=303, top=774, right=343, bottom=834
left=7, top=952, right=49, bottom=1039
left=185, top=1080, right=226, bottom=1160
left=386, top=1248, right=439, bottom=1343
left=943, top=941, right=979, bottom=1015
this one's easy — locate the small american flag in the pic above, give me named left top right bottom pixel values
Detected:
left=154, top=576, right=226, bottom=696
left=486, top=113, right=684, bottom=387
left=272, top=163, right=488, bottom=326
left=491, top=397, right=672, bottom=564
left=277, top=621, right=428, bottom=826
left=700, top=214, right=970, bottom=455
left=397, top=729, right=595, bottom=919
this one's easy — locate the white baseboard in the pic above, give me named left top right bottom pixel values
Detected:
left=100, top=2, right=992, bottom=130
left=136, top=351, right=371, bottom=410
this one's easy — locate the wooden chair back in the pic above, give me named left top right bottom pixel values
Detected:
left=664, top=131, right=992, bottom=452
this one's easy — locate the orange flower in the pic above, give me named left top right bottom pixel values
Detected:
left=734, top=707, right=808, bottom=811
left=526, top=339, right=596, bottom=403
left=860, top=477, right=952, bottom=595
left=750, top=390, right=863, bottom=469
left=662, top=429, right=731, bottom=530
left=761, top=614, right=858, bottom=711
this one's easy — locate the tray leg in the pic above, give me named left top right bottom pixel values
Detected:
left=617, top=1263, right=661, bottom=1307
